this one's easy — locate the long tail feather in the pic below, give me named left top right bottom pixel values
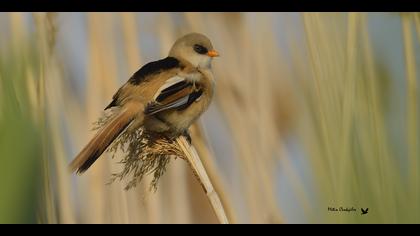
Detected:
left=69, top=102, right=144, bottom=174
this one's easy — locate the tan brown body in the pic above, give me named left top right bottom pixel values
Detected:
left=69, top=33, right=218, bottom=174
left=118, top=63, right=214, bottom=135
left=145, top=70, right=214, bottom=134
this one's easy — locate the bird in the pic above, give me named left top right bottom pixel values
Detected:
left=69, top=33, right=219, bottom=174
left=361, top=208, right=369, bottom=215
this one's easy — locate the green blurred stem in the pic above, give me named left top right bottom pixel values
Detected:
left=402, top=15, right=419, bottom=222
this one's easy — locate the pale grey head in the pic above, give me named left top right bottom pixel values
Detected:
left=169, top=33, right=219, bottom=69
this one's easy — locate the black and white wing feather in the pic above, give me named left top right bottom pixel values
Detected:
left=144, top=75, right=203, bottom=115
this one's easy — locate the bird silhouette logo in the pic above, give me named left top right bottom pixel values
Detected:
left=361, top=208, right=369, bottom=215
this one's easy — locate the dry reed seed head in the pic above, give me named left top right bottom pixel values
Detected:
left=94, top=112, right=187, bottom=191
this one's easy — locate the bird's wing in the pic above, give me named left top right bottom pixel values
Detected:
left=105, top=57, right=181, bottom=110
left=144, top=75, right=203, bottom=115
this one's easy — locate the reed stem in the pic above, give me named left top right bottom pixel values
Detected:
left=176, top=136, right=229, bottom=224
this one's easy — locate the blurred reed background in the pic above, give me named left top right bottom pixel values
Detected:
left=0, top=12, right=419, bottom=223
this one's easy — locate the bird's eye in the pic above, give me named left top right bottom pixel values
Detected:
left=193, top=44, right=208, bottom=54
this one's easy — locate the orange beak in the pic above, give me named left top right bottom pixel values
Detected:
left=207, top=50, right=219, bottom=57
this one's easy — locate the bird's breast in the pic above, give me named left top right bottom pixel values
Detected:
left=165, top=86, right=212, bottom=133
left=144, top=69, right=214, bottom=135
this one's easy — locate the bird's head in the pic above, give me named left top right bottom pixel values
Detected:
left=169, top=33, right=219, bottom=69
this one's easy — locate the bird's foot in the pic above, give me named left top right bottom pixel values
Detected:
left=182, top=130, right=192, bottom=144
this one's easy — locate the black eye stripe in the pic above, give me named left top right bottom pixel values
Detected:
left=193, top=44, right=208, bottom=54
